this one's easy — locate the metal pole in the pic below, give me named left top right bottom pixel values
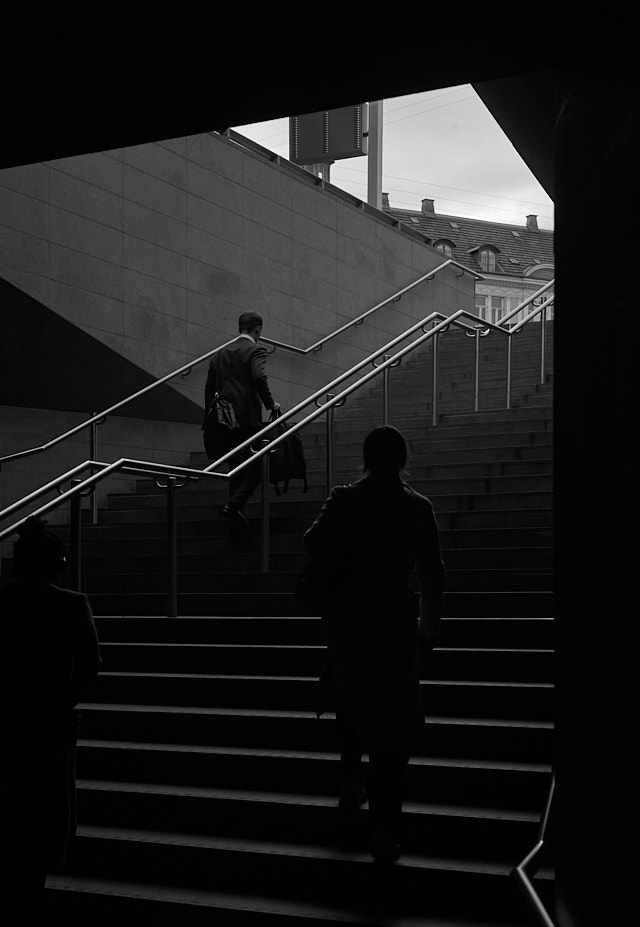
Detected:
left=506, top=336, right=513, bottom=410
left=540, top=306, right=547, bottom=385
left=367, top=101, right=383, bottom=209
left=70, top=478, right=82, bottom=592
left=260, top=439, right=270, bottom=574
left=382, top=354, right=391, bottom=425
left=326, top=394, right=335, bottom=494
left=432, top=332, right=439, bottom=427
left=474, top=328, right=481, bottom=412
left=167, top=478, right=178, bottom=617
left=89, top=414, right=98, bottom=525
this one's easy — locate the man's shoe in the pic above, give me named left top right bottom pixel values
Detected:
left=371, top=826, right=401, bottom=864
left=220, top=503, right=250, bottom=527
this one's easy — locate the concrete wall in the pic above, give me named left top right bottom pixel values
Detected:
left=1, top=130, right=475, bottom=545
left=0, top=131, right=475, bottom=416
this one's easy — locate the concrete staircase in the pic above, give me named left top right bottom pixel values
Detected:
left=18, top=323, right=553, bottom=924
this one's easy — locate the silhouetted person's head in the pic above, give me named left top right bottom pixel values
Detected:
left=13, top=517, right=67, bottom=582
left=363, top=426, right=408, bottom=479
left=238, top=311, right=264, bottom=342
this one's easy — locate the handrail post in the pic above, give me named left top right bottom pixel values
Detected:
left=70, top=478, right=82, bottom=592
left=326, top=394, right=336, bottom=494
left=382, top=355, right=391, bottom=425
left=260, top=439, right=271, bottom=574
left=506, top=335, right=513, bottom=410
left=540, top=305, right=547, bottom=385
left=166, top=478, right=178, bottom=617
left=432, top=331, right=439, bottom=427
left=89, top=413, right=99, bottom=525
left=474, top=328, right=481, bottom=412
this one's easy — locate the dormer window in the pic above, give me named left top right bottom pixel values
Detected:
left=478, top=247, right=498, bottom=272
left=434, top=239, right=455, bottom=258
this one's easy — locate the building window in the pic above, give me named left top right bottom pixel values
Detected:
left=476, top=295, right=506, bottom=323
left=479, top=248, right=497, bottom=272
left=434, top=239, right=454, bottom=258
left=490, top=296, right=504, bottom=324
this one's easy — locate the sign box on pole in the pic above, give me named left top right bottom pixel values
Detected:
left=289, top=104, right=368, bottom=164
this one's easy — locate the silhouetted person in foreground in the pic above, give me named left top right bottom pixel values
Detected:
left=203, top=311, right=281, bottom=533
left=0, top=517, right=101, bottom=926
left=303, top=426, right=445, bottom=863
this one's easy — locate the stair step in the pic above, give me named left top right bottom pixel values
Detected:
left=48, top=826, right=540, bottom=926
left=96, top=642, right=553, bottom=681
left=45, top=872, right=536, bottom=926
left=91, top=476, right=553, bottom=524
left=87, top=675, right=553, bottom=718
left=75, top=547, right=553, bottom=575
left=74, top=708, right=553, bottom=762
left=82, top=568, right=553, bottom=594
left=93, top=615, right=555, bottom=648
left=85, top=589, right=554, bottom=618
left=76, top=739, right=552, bottom=809
left=74, top=779, right=538, bottom=861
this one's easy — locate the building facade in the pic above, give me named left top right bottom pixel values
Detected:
left=382, top=196, right=554, bottom=324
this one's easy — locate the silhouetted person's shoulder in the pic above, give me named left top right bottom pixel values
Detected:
left=0, top=579, right=91, bottom=614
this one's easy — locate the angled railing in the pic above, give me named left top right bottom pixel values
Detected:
left=0, top=309, right=474, bottom=610
left=261, top=258, right=483, bottom=355
left=0, top=259, right=481, bottom=525
left=512, top=771, right=556, bottom=926
left=0, top=284, right=554, bottom=610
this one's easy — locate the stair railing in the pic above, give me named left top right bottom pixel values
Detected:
left=260, top=258, right=482, bottom=355
left=0, top=293, right=550, bottom=604
left=511, top=770, right=556, bottom=927
left=0, top=278, right=554, bottom=541
left=195, top=279, right=554, bottom=478
left=502, top=291, right=555, bottom=408
left=0, top=259, right=481, bottom=527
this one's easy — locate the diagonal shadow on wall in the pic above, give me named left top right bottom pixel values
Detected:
left=0, top=277, right=203, bottom=424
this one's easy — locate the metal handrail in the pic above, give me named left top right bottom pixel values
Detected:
left=199, top=309, right=490, bottom=475
left=0, top=306, right=482, bottom=540
left=0, top=290, right=553, bottom=608
left=261, top=259, right=483, bottom=356
left=0, top=259, right=481, bottom=476
left=0, top=308, right=471, bottom=538
left=0, top=336, right=236, bottom=469
left=499, top=279, right=554, bottom=328
left=0, top=289, right=553, bottom=530
left=512, top=771, right=556, bottom=927
left=502, top=293, right=555, bottom=406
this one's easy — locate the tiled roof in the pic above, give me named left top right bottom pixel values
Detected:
left=385, top=207, right=554, bottom=276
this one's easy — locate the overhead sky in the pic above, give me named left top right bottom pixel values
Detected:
left=233, top=84, right=554, bottom=232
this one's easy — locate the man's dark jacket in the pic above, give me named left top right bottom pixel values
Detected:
left=204, top=335, right=275, bottom=430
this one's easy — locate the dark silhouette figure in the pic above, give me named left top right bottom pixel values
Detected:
left=303, top=426, right=445, bottom=863
left=0, top=517, right=101, bottom=926
left=203, top=311, right=281, bottom=530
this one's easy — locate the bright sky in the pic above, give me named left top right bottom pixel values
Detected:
left=233, top=84, right=554, bottom=231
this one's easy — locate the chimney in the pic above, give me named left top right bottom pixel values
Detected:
left=526, top=214, right=538, bottom=231
left=382, top=192, right=390, bottom=209
left=421, top=198, right=435, bottom=215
